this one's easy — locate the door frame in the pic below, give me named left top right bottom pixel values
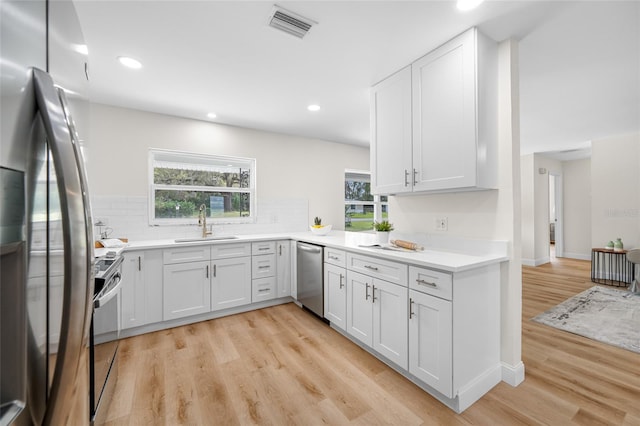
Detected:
left=549, top=172, right=564, bottom=258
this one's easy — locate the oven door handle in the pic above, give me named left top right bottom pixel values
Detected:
left=94, top=273, right=122, bottom=309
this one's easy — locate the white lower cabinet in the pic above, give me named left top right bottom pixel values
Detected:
left=276, top=240, right=291, bottom=297
left=324, top=263, right=346, bottom=330
left=346, top=270, right=408, bottom=369
left=211, top=256, right=251, bottom=311
left=163, top=260, right=211, bottom=320
left=372, top=279, right=408, bottom=369
left=121, top=249, right=163, bottom=329
left=252, top=276, right=277, bottom=302
left=408, top=289, right=452, bottom=397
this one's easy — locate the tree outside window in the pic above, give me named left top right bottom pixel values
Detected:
left=149, top=149, right=255, bottom=224
left=344, top=170, right=388, bottom=232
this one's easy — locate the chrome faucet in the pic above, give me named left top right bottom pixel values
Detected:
left=198, top=204, right=212, bottom=238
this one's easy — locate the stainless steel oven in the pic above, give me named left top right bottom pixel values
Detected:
left=90, top=254, right=123, bottom=424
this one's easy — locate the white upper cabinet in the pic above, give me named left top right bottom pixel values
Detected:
left=370, top=66, right=413, bottom=195
left=371, top=27, right=497, bottom=195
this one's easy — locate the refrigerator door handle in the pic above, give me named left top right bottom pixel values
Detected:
left=32, top=67, right=94, bottom=426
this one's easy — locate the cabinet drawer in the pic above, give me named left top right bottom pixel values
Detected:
left=252, top=276, right=276, bottom=302
left=252, top=241, right=276, bottom=255
left=163, top=246, right=210, bottom=264
left=324, top=247, right=346, bottom=268
left=409, top=266, right=452, bottom=301
left=211, top=243, right=251, bottom=260
left=252, top=254, right=276, bottom=279
left=347, top=253, right=408, bottom=286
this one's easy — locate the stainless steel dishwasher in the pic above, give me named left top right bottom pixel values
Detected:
left=296, top=242, right=324, bottom=317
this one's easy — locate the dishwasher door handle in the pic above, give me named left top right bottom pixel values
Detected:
left=298, top=244, right=322, bottom=254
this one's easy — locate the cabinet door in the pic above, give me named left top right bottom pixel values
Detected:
left=412, top=28, right=476, bottom=191
left=346, top=271, right=373, bottom=346
left=372, top=279, right=408, bottom=369
left=276, top=240, right=291, bottom=297
left=121, top=252, right=146, bottom=329
left=370, top=66, right=413, bottom=195
left=211, top=257, right=252, bottom=311
left=143, top=250, right=164, bottom=324
left=324, top=264, right=347, bottom=330
left=409, top=289, right=453, bottom=398
left=163, top=261, right=211, bottom=320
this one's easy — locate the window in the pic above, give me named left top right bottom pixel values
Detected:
left=344, top=170, right=388, bottom=232
left=149, top=149, right=256, bottom=225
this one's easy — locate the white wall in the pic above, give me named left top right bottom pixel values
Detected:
left=520, top=154, right=535, bottom=262
left=563, top=158, right=591, bottom=259
left=591, top=133, right=640, bottom=250
left=87, top=104, right=369, bottom=239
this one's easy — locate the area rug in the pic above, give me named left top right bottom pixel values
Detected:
left=532, top=286, right=640, bottom=354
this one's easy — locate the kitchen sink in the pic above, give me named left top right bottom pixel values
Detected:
left=174, top=236, right=239, bottom=243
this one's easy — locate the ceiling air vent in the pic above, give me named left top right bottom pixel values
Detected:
left=268, top=5, right=316, bottom=39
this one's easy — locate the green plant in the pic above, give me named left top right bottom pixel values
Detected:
left=314, top=216, right=322, bottom=226
left=373, top=220, right=394, bottom=232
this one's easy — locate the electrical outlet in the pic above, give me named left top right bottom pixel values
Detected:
left=435, top=217, right=448, bottom=231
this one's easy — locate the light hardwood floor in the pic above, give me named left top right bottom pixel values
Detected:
left=105, top=257, right=640, bottom=425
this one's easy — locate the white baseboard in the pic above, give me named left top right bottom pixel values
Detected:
left=521, top=257, right=550, bottom=267
left=457, top=364, right=503, bottom=412
left=562, top=252, right=591, bottom=261
left=501, top=361, right=525, bottom=386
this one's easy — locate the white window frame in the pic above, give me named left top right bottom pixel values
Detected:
left=148, top=148, right=256, bottom=225
left=344, top=169, right=388, bottom=231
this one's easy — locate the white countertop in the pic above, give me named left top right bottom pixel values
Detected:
left=102, top=231, right=508, bottom=273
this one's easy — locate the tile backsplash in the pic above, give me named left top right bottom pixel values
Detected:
left=91, top=195, right=309, bottom=241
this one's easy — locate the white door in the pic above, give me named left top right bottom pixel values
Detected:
left=412, top=28, right=476, bottom=191
left=346, top=270, right=373, bottom=346
left=211, top=257, right=252, bottom=311
left=408, top=289, right=453, bottom=397
left=372, top=279, right=408, bottom=369
left=324, top=263, right=347, bottom=330
left=121, top=252, right=146, bottom=329
left=370, top=66, right=413, bottom=195
left=276, top=240, right=291, bottom=297
left=163, top=261, right=211, bottom=320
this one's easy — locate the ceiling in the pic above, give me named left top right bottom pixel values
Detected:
left=74, top=1, right=640, bottom=157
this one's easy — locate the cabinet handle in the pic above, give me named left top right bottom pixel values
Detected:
left=364, top=265, right=378, bottom=271
left=258, top=288, right=270, bottom=293
left=365, top=283, right=370, bottom=300
left=279, top=245, right=282, bottom=256
left=372, top=285, right=377, bottom=303
left=206, top=264, right=209, bottom=278
left=413, top=168, right=418, bottom=185
left=409, top=298, right=415, bottom=319
left=214, top=264, right=217, bottom=277
left=404, top=169, right=410, bottom=187
left=329, top=255, right=339, bottom=260
left=258, top=265, right=270, bottom=269
left=416, top=279, right=437, bottom=288
left=339, top=274, right=344, bottom=289
left=138, top=256, right=141, bottom=271
left=259, top=247, right=269, bottom=251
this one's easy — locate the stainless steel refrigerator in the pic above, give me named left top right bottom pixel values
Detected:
left=1, top=0, right=94, bottom=424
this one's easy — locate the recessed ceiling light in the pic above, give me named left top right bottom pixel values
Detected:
left=117, top=56, right=142, bottom=69
left=307, top=104, right=321, bottom=112
left=207, top=112, right=217, bottom=119
left=456, top=0, right=484, bottom=11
